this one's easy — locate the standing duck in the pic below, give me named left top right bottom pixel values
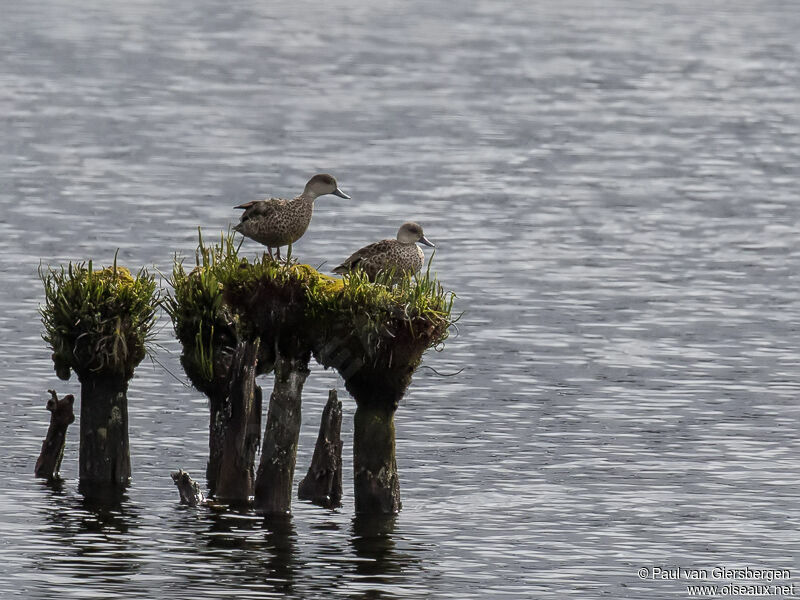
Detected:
left=333, top=222, right=435, bottom=282
left=234, top=173, right=350, bottom=260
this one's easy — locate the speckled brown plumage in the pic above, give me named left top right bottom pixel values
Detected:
left=234, top=195, right=314, bottom=248
left=333, top=222, right=434, bottom=282
left=233, top=174, right=349, bottom=259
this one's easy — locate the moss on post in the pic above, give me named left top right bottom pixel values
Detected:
left=40, top=260, right=157, bottom=491
left=166, top=232, right=454, bottom=514
left=165, top=233, right=276, bottom=496
left=219, top=253, right=316, bottom=515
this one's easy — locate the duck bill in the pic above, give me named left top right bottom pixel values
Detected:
left=419, top=235, right=435, bottom=248
left=332, top=187, right=351, bottom=199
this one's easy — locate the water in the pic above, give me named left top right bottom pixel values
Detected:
left=1, top=1, right=799, bottom=598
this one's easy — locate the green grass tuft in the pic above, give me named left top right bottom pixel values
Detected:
left=40, top=256, right=158, bottom=381
left=164, top=230, right=456, bottom=396
left=306, top=254, right=455, bottom=359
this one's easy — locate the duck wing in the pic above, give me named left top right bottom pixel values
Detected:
left=234, top=197, right=287, bottom=223
left=333, top=239, right=394, bottom=274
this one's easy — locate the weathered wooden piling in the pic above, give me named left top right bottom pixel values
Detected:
left=214, top=339, right=262, bottom=504
left=166, top=233, right=453, bottom=514
left=40, top=262, right=157, bottom=492
left=318, top=328, right=433, bottom=514
left=310, top=270, right=452, bottom=514
left=34, top=390, right=75, bottom=480
left=298, top=389, right=343, bottom=508
left=254, top=351, right=310, bottom=514
left=78, top=374, right=131, bottom=487
left=165, top=236, right=274, bottom=497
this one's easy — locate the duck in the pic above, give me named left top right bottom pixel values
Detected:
left=333, top=222, right=435, bottom=282
left=234, top=173, right=350, bottom=260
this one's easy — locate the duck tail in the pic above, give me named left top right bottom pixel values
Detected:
left=332, top=264, right=348, bottom=275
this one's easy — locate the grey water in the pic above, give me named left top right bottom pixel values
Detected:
left=1, top=1, right=799, bottom=598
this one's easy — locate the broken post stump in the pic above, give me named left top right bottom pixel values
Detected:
left=254, top=351, right=311, bottom=515
left=171, top=469, right=206, bottom=506
left=34, top=390, right=75, bottom=480
left=298, top=389, right=343, bottom=508
left=214, top=339, right=262, bottom=504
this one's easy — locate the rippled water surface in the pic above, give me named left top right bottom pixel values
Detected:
left=1, top=1, right=799, bottom=598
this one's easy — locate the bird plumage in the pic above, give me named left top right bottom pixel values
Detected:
left=233, top=173, right=349, bottom=260
left=333, top=222, right=434, bottom=282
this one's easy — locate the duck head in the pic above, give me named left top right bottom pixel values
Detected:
left=397, top=221, right=435, bottom=247
left=304, top=173, right=350, bottom=199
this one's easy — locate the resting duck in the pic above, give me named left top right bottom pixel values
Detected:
left=333, top=222, right=435, bottom=282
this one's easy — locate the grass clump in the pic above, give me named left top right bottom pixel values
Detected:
left=308, top=262, right=455, bottom=409
left=163, top=231, right=241, bottom=394
left=165, top=230, right=456, bottom=407
left=163, top=230, right=322, bottom=392
left=40, top=256, right=158, bottom=381
left=308, top=261, right=454, bottom=360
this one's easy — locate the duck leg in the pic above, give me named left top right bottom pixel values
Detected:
left=275, top=246, right=282, bottom=261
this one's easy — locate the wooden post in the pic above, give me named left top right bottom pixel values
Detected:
left=353, top=403, right=401, bottom=514
left=205, top=389, right=226, bottom=497
left=253, top=351, right=310, bottom=515
left=34, top=390, right=75, bottom=480
left=77, top=374, right=131, bottom=489
left=214, top=339, right=262, bottom=504
left=298, top=389, right=343, bottom=508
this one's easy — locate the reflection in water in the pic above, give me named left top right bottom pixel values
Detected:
left=33, top=483, right=143, bottom=594
left=349, top=515, right=424, bottom=599
left=36, top=476, right=66, bottom=495
left=261, top=515, right=297, bottom=595
left=40, top=482, right=139, bottom=536
left=351, top=514, right=399, bottom=573
left=166, top=509, right=300, bottom=597
left=78, top=481, right=129, bottom=511
left=204, top=506, right=264, bottom=549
